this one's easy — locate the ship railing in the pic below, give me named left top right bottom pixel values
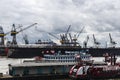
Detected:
left=17, top=44, right=54, bottom=48
left=23, top=60, right=78, bottom=64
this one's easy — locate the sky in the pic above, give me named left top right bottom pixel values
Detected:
left=0, top=0, right=120, bottom=47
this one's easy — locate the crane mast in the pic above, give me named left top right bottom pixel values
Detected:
left=0, top=24, right=24, bottom=46
left=11, top=24, right=17, bottom=44
left=0, top=26, right=5, bottom=45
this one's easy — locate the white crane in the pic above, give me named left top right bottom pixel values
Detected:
left=93, top=34, right=100, bottom=48
left=109, top=33, right=116, bottom=48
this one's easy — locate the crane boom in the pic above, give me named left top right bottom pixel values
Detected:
left=17, top=23, right=37, bottom=34
left=109, top=33, right=117, bottom=47
left=10, top=23, right=37, bottom=45
left=69, top=33, right=72, bottom=42
left=93, top=34, right=96, bottom=43
left=5, top=24, right=23, bottom=35
left=93, top=34, right=100, bottom=48
left=76, top=26, right=85, bottom=39
left=35, top=27, right=59, bottom=40
left=65, top=25, right=71, bottom=37
left=109, top=33, right=112, bottom=43
left=48, top=33, right=59, bottom=39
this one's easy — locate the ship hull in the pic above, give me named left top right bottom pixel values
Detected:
left=6, top=46, right=120, bottom=58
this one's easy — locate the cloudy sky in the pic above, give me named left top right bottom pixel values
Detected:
left=0, top=0, right=120, bottom=47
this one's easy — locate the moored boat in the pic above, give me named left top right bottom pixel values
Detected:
left=69, top=53, right=120, bottom=79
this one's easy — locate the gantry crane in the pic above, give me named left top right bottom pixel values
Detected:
left=93, top=34, right=100, bottom=48
left=11, top=23, right=37, bottom=45
left=109, top=33, right=116, bottom=47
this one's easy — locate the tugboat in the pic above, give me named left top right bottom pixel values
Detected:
left=69, top=53, right=120, bottom=79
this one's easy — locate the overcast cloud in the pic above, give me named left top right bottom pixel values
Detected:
left=0, top=0, right=120, bottom=47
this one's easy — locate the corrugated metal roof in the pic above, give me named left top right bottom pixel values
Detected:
left=9, top=62, right=77, bottom=68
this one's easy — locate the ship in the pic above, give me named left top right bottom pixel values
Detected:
left=33, top=51, right=91, bottom=63
left=0, top=24, right=120, bottom=58
left=6, top=45, right=120, bottom=58
left=69, top=53, right=120, bottom=79
left=8, top=51, right=91, bottom=78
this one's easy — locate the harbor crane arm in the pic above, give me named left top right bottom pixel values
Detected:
left=93, top=34, right=100, bottom=45
left=69, top=33, right=72, bottom=42
left=5, top=24, right=23, bottom=35
left=17, top=23, right=37, bottom=34
left=109, top=33, right=112, bottom=43
left=109, top=33, right=116, bottom=45
left=11, top=23, right=37, bottom=45
left=76, top=26, right=85, bottom=39
left=65, top=25, right=71, bottom=38
left=35, top=27, right=59, bottom=40
left=48, top=33, right=59, bottom=40
left=93, top=34, right=96, bottom=43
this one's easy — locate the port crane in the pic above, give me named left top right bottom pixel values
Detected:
left=71, top=26, right=85, bottom=46
left=11, top=23, right=37, bottom=45
left=109, top=33, right=116, bottom=47
left=0, top=25, right=23, bottom=45
left=60, top=25, right=71, bottom=45
left=83, top=35, right=89, bottom=48
left=93, top=34, right=100, bottom=48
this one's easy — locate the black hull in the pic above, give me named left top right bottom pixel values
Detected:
left=7, top=46, right=120, bottom=58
